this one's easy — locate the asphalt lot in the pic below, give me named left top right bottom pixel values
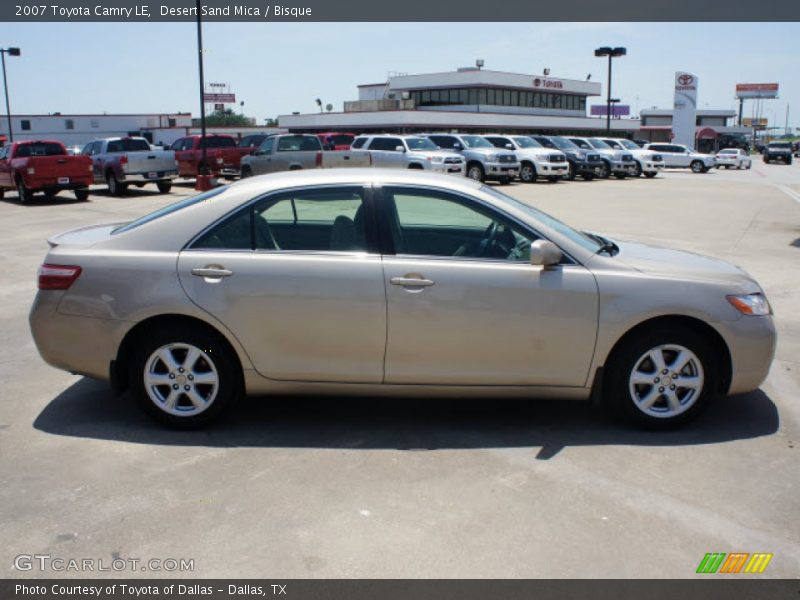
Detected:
left=1, top=162, right=799, bottom=579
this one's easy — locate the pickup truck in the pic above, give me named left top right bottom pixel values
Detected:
left=0, top=140, right=92, bottom=203
left=423, top=133, right=519, bottom=183
left=483, top=134, right=568, bottom=183
left=763, top=142, right=793, bottom=165
left=351, top=134, right=464, bottom=175
left=82, top=137, right=178, bottom=195
left=239, top=134, right=371, bottom=176
left=170, top=134, right=243, bottom=178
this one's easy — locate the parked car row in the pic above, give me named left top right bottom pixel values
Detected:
left=3, top=130, right=768, bottom=204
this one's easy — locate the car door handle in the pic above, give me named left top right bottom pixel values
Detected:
left=390, top=276, right=435, bottom=287
left=191, top=267, right=233, bottom=278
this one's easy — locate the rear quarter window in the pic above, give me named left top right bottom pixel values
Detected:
left=113, top=186, right=228, bottom=234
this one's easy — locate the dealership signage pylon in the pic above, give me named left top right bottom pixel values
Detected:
left=673, top=72, right=698, bottom=149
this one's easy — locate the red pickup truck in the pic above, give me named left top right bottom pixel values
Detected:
left=171, top=134, right=244, bottom=178
left=0, top=140, right=93, bottom=203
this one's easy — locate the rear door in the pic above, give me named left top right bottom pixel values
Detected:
left=649, top=144, right=678, bottom=167
left=178, top=184, right=387, bottom=382
left=0, top=146, right=11, bottom=188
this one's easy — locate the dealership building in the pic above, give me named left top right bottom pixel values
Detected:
left=279, top=67, right=641, bottom=136
left=638, top=108, right=752, bottom=151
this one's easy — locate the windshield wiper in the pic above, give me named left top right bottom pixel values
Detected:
left=586, top=233, right=619, bottom=256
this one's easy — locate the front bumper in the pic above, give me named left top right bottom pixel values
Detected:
left=642, top=161, right=665, bottom=172
left=430, top=163, right=465, bottom=175
left=573, top=159, right=604, bottom=175
left=538, top=162, right=569, bottom=176
left=612, top=161, right=639, bottom=175
left=714, top=315, right=777, bottom=395
left=485, top=161, right=520, bottom=179
left=121, top=170, right=178, bottom=183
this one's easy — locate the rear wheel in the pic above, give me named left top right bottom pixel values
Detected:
left=106, top=171, right=127, bottom=196
left=74, top=188, right=89, bottom=202
left=156, top=181, right=172, bottom=194
left=466, top=163, right=485, bottom=182
left=240, top=166, right=252, bottom=178
left=129, top=326, right=240, bottom=429
left=605, top=326, right=719, bottom=429
left=16, top=178, right=33, bottom=204
left=519, top=162, right=537, bottom=183
left=614, top=172, right=627, bottom=179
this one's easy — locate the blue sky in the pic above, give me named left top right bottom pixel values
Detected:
left=2, top=21, right=798, bottom=128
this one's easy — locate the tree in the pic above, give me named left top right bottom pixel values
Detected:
left=204, top=108, right=254, bottom=127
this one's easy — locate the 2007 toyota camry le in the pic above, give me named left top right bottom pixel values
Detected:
left=29, top=169, right=776, bottom=429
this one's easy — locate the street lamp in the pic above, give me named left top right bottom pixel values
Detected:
left=1, top=47, right=21, bottom=143
left=594, top=46, right=626, bottom=134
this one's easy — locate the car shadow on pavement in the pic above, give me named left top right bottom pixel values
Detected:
left=1, top=195, right=85, bottom=207
left=33, top=378, right=780, bottom=459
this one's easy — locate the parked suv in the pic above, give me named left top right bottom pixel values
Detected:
left=763, top=142, right=793, bottom=165
left=599, top=137, right=665, bottom=178
left=423, top=133, right=519, bottom=183
left=483, top=134, right=567, bottom=183
left=644, top=144, right=716, bottom=173
left=567, top=137, right=638, bottom=179
left=530, top=135, right=604, bottom=181
left=354, top=135, right=465, bottom=175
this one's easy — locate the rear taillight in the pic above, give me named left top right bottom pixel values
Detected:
left=120, top=155, right=128, bottom=172
left=38, top=264, right=82, bottom=290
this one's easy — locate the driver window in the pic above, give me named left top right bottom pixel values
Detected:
left=385, top=187, right=537, bottom=262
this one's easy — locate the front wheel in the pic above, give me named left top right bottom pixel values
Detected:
left=633, top=162, right=643, bottom=177
left=156, top=181, right=172, bottom=194
left=519, top=162, right=537, bottom=183
left=566, top=162, right=577, bottom=181
left=240, top=166, right=252, bottom=178
left=599, top=161, right=611, bottom=179
left=605, top=327, right=719, bottom=429
left=129, top=326, right=240, bottom=429
left=499, top=176, right=511, bottom=185
left=644, top=172, right=657, bottom=178
left=466, top=163, right=485, bottom=182
left=690, top=160, right=705, bottom=173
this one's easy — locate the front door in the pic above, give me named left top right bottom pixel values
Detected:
left=378, top=186, right=599, bottom=386
left=178, top=185, right=386, bottom=383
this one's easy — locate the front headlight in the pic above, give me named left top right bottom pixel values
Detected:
left=487, top=153, right=498, bottom=161
left=727, top=293, right=772, bottom=316
left=576, top=151, right=587, bottom=160
left=430, top=155, right=444, bottom=163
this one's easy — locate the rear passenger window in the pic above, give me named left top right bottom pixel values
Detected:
left=192, top=187, right=371, bottom=253
left=351, top=138, right=368, bottom=149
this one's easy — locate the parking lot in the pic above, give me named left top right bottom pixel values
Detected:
left=1, top=163, right=799, bottom=578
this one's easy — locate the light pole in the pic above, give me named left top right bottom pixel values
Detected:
left=194, top=0, right=214, bottom=190
left=1, top=47, right=21, bottom=143
left=594, top=46, right=626, bottom=135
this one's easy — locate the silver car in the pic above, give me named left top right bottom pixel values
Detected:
left=30, top=170, right=776, bottom=429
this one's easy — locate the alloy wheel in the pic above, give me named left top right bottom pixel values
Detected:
left=628, top=344, right=704, bottom=419
left=143, top=343, right=219, bottom=417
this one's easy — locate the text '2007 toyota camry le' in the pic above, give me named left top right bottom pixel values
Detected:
left=29, top=169, right=776, bottom=429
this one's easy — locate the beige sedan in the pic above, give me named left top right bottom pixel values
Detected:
left=30, top=169, right=776, bottom=429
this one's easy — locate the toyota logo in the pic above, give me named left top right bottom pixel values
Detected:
left=533, top=78, right=541, bottom=87
left=678, top=74, right=694, bottom=85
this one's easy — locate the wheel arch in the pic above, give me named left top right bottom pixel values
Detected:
left=112, top=313, right=245, bottom=395
left=599, top=314, right=733, bottom=396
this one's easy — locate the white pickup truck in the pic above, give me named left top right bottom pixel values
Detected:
left=483, top=134, right=568, bottom=183
left=240, top=134, right=371, bottom=177
left=351, top=135, right=465, bottom=175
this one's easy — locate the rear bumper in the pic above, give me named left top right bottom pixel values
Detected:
left=26, top=177, right=93, bottom=190
left=121, top=170, right=178, bottom=183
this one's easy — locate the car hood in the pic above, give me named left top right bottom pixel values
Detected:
left=610, top=240, right=757, bottom=288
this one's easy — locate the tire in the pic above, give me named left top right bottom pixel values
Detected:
left=614, top=173, right=627, bottom=179
left=690, top=160, right=705, bottom=174
left=547, top=176, right=559, bottom=183
left=106, top=171, right=127, bottom=196
left=156, top=181, right=172, bottom=194
left=499, top=176, right=511, bottom=185
left=240, top=166, right=252, bottom=179
left=633, top=162, right=643, bottom=177
left=466, top=163, right=485, bottom=182
left=599, top=161, right=611, bottom=179
left=582, top=173, right=595, bottom=181
left=519, top=162, right=537, bottom=183
left=16, top=178, right=33, bottom=204
left=566, top=162, right=577, bottom=181
left=0, top=188, right=4, bottom=200
left=74, top=188, right=89, bottom=202
left=129, top=325, right=240, bottom=429
left=644, top=172, right=657, bottom=178
left=604, top=326, right=720, bottom=429
left=407, top=163, right=424, bottom=170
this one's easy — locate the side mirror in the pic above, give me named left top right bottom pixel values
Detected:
left=395, top=146, right=406, bottom=153
left=530, top=240, right=562, bottom=268
left=453, top=143, right=463, bottom=151
left=505, top=143, right=514, bottom=150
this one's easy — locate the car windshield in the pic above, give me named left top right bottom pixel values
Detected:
left=113, top=186, right=228, bottom=234
left=549, top=137, right=580, bottom=151
left=460, top=135, right=494, bottom=149
left=480, top=185, right=602, bottom=253
left=588, top=138, right=612, bottom=149
left=405, top=137, right=438, bottom=150
left=512, top=136, right=542, bottom=148
left=617, top=139, right=640, bottom=150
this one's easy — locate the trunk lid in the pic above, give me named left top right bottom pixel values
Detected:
left=47, top=223, right=120, bottom=248
left=124, top=150, right=176, bottom=174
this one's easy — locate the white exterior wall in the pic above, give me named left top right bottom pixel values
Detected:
left=388, top=70, right=601, bottom=97
left=358, top=84, right=387, bottom=101
left=0, top=114, right=192, bottom=147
